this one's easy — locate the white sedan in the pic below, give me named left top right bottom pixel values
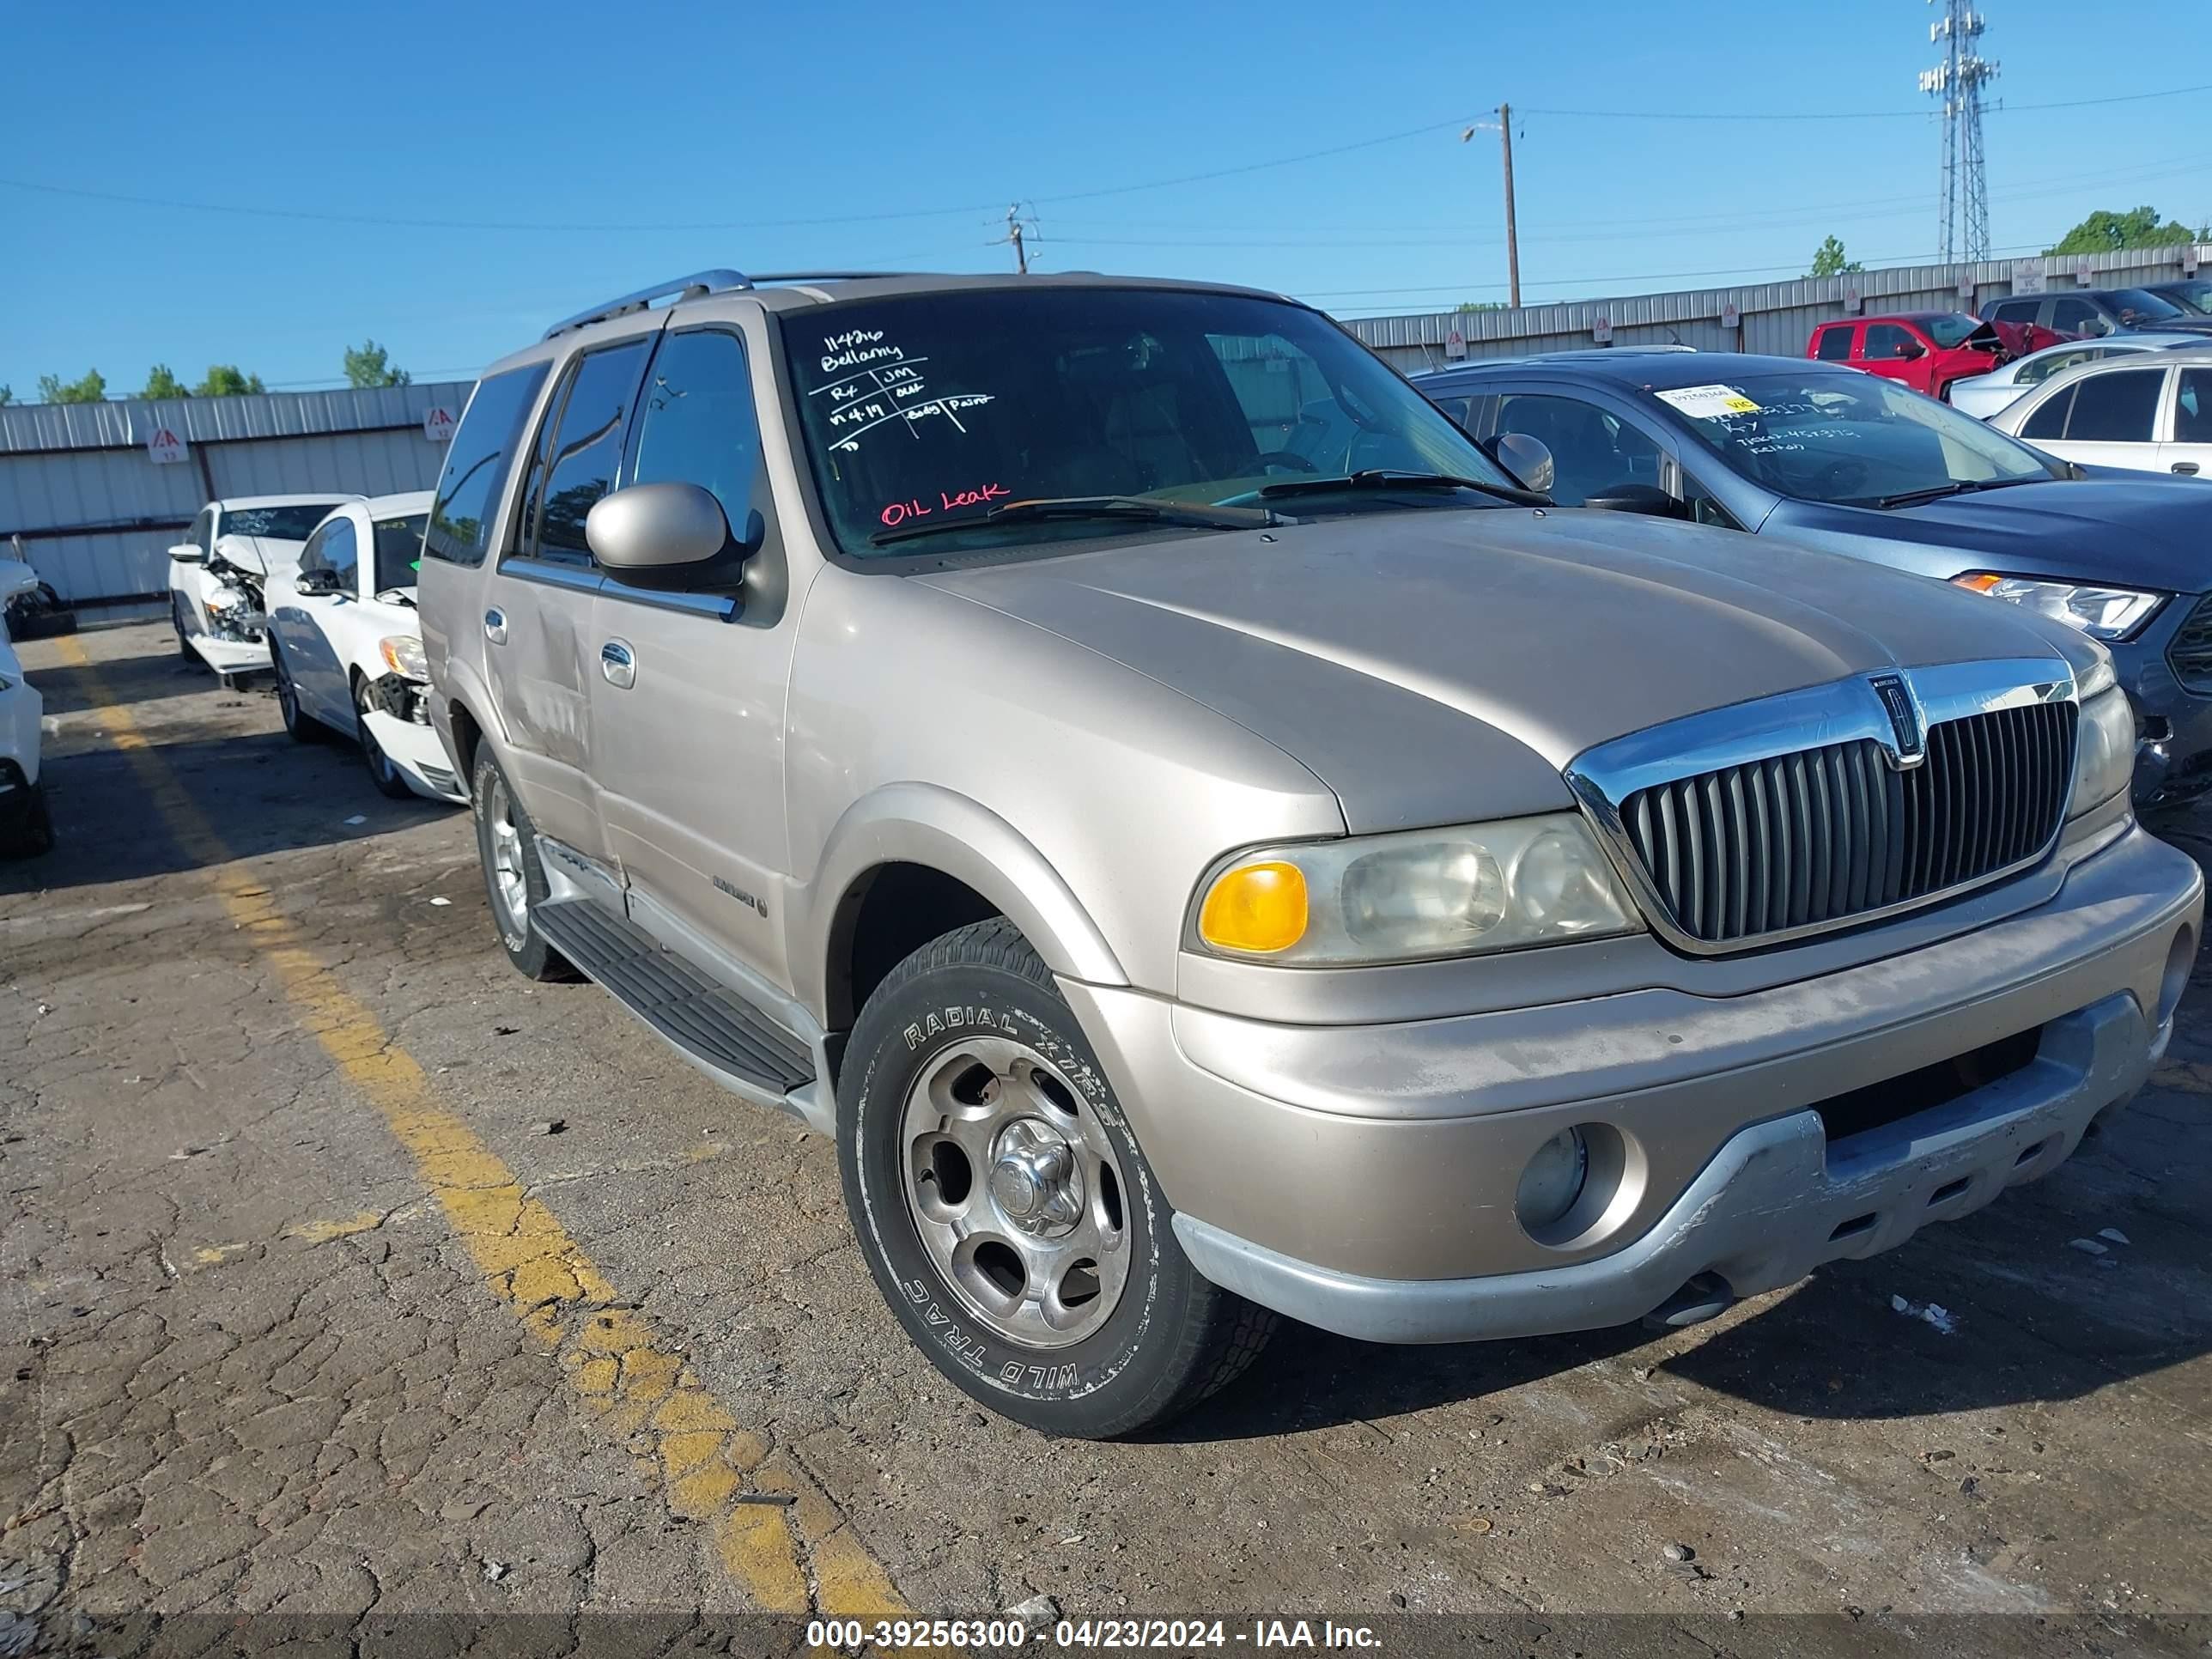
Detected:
left=261, top=492, right=465, bottom=804
left=1949, top=331, right=2212, bottom=420
left=0, top=558, right=52, bottom=856
left=168, top=495, right=358, bottom=682
left=1990, top=346, right=2212, bottom=479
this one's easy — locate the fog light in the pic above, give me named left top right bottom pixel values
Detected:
left=1516, top=1127, right=1589, bottom=1231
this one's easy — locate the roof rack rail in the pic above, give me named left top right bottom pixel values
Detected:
left=542, top=270, right=752, bottom=341
left=747, top=270, right=923, bottom=285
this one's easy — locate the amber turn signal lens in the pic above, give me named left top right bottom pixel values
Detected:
left=1952, top=573, right=2004, bottom=594
left=1198, top=861, right=1310, bottom=955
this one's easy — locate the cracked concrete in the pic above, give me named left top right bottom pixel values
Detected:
left=3, top=623, right=2210, bottom=1647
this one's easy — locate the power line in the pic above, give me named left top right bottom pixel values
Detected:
left=7, top=82, right=2203, bottom=240
left=1520, top=81, right=2209, bottom=122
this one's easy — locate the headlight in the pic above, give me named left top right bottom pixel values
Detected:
left=2069, top=685, right=2136, bottom=818
left=1952, top=573, right=2164, bottom=641
left=378, top=635, right=429, bottom=681
left=1190, top=813, right=1644, bottom=964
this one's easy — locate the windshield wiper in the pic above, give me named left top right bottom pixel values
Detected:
left=869, top=495, right=1279, bottom=547
left=1255, top=468, right=1547, bottom=507
left=1875, top=477, right=2040, bottom=510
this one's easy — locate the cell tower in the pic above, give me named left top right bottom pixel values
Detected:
left=1919, top=0, right=1998, bottom=263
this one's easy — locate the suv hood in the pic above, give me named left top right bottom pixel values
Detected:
left=920, top=508, right=2073, bottom=833
left=1772, top=474, right=2212, bottom=591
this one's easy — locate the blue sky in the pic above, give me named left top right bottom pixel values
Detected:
left=2, top=0, right=2204, bottom=398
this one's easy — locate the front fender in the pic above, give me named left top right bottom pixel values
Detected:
left=793, top=781, right=1127, bottom=1018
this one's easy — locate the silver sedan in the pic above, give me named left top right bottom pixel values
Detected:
left=1951, top=331, right=2211, bottom=420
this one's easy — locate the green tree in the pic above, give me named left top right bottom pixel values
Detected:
left=2045, top=205, right=2199, bottom=255
left=193, top=365, right=264, bottom=398
left=140, top=364, right=189, bottom=400
left=37, top=368, right=107, bottom=404
left=343, top=338, right=410, bottom=388
left=1455, top=301, right=1508, bottom=313
left=0, top=386, right=12, bottom=406
left=1808, top=235, right=1865, bottom=278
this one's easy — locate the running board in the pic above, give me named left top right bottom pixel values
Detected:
left=532, top=898, right=817, bottom=1099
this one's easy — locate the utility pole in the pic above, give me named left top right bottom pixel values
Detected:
left=1462, top=108, right=1522, bottom=309
left=1006, top=204, right=1029, bottom=275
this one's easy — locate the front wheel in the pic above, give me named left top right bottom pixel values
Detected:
left=470, top=748, right=574, bottom=981
left=354, top=678, right=414, bottom=800
left=839, top=918, right=1274, bottom=1438
left=270, top=647, right=327, bottom=744
left=1, top=784, right=53, bottom=859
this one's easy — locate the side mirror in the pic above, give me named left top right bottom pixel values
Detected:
left=1486, top=431, right=1556, bottom=496
left=168, top=543, right=204, bottom=564
left=1897, top=340, right=1926, bottom=360
left=586, top=482, right=762, bottom=592
left=1583, top=483, right=1690, bottom=520
left=0, top=560, right=38, bottom=602
left=294, top=568, right=344, bottom=597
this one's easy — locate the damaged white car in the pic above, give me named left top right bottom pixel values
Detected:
left=167, top=495, right=357, bottom=685
left=262, top=492, right=465, bottom=804
left=0, top=556, right=52, bottom=857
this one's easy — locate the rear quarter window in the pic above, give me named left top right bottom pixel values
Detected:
left=1814, top=326, right=1854, bottom=362
left=424, top=364, right=552, bottom=568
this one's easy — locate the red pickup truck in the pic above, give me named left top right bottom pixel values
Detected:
left=1806, top=311, right=2057, bottom=401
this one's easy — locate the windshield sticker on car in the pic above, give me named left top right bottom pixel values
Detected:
left=811, top=327, right=997, bottom=453
left=878, top=482, right=1011, bottom=529
left=1656, top=384, right=1764, bottom=419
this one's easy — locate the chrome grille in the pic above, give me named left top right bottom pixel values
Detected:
left=2167, top=594, right=2212, bottom=694
left=1614, top=699, right=2075, bottom=948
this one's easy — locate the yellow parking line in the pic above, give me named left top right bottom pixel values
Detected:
left=56, top=636, right=910, bottom=1618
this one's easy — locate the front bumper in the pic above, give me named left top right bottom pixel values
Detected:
left=2113, top=618, right=2212, bottom=809
left=1064, top=822, right=2201, bottom=1342
left=187, top=632, right=273, bottom=676
left=362, top=707, right=466, bottom=804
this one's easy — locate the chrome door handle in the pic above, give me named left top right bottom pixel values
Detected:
left=483, top=607, right=507, bottom=645
left=2174, top=462, right=2202, bottom=476
left=600, top=639, right=636, bottom=690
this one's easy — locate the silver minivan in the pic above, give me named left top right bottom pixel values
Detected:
left=420, top=269, right=2202, bottom=1437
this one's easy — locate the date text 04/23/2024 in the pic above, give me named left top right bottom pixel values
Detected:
left=1057, top=1621, right=1381, bottom=1650
left=803, top=1620, right=1382, bottom=1650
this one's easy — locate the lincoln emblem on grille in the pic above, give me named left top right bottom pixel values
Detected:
left=1869, top=673, right=1925, bottom=768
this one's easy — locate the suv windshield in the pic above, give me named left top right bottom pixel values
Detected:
left=2106, top=288, right=2186, bottom=323
left=372, top=513, right=428, bottom=592
left=779, top=287, right=1514, bottom=558
left=220, top=503, right=343, bottom=541
left=1921, top=314, right=1983, bottom=349
left=1645, top=371, right=2056, bottom=507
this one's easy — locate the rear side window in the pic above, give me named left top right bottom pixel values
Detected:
left=2063, top=369, right=2163, bottom=442
left=2021, top=386, right=2075, bottom=441
left=1990, top=300, right=2039, bottom=327
left=626, top=330, right=763, bottom=538
left=520, top=339, right=653, bottom=565
left=1814, top=326, right=1854, bottom=362
left=425, top=363, right=550, bottom=568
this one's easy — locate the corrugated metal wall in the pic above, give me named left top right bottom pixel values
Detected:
left=1346, top=245, right=2210, bottom=374
left=0, top=380, right=476, bottom=604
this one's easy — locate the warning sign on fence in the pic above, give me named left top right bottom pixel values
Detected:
left=145, top=427, right=188, bottom=465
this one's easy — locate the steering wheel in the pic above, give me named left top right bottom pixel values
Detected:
left=1251, top=450, right=1320, bottom=474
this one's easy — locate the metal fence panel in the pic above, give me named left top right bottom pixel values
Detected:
left=0, top=380, right=476, bottom=603
left=1346, top=246, right=2209, bottom=374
